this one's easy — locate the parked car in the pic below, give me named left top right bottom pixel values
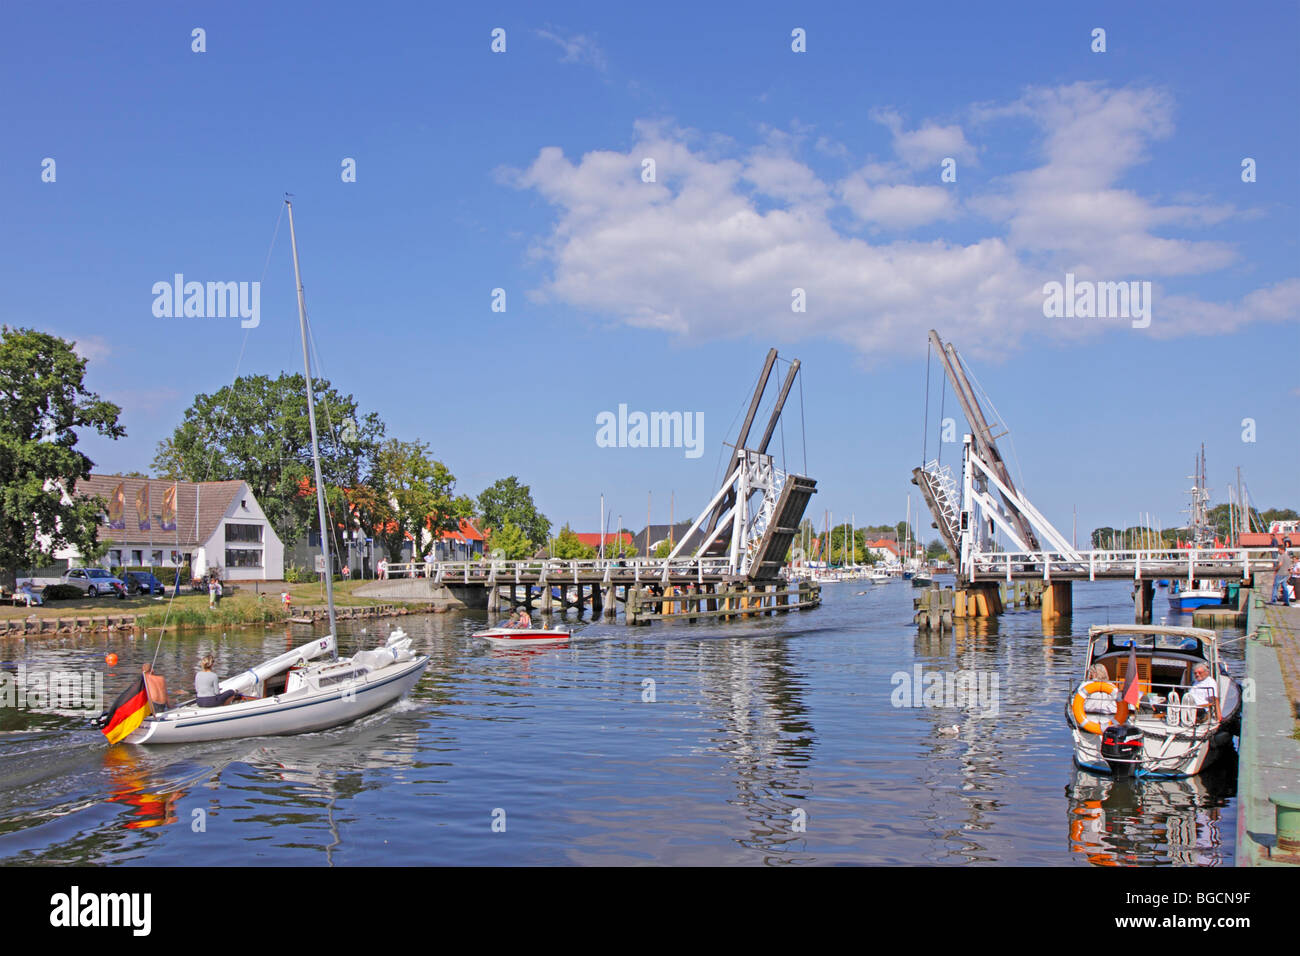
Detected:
left=60, top=567, right=125, bottom=597
left=122, top=570, right=165, bottom=595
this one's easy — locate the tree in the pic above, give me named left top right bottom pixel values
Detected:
left=0, top=329, right=124, bottom=578
left=485, top=520, right=533, bottom=560
left=477, top=477, right=550, bottom=550
left=551, top=524, right=595, bottom=559
left=153, top=373, right=384, bottom=544
left=370, top=439, right=470, bottom=562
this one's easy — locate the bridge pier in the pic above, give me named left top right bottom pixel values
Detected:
left=954, top=582, right=1002, bottom=619
left=1041, top=581, right=1072, bottom=623
left=1134, top=579, right=1154, bottom=624
left=591, top=585, right=603, bottom=618
left=603, top=584, right=617, bottom=620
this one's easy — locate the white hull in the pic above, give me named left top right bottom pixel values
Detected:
left=476, top=628, right=571, bottom=646
left=1069, top=714, right=1234, bottom=779
left=127, top=656, right=428, bottom=745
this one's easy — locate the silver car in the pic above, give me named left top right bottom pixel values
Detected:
left=61, top=567, right=124, bottom=597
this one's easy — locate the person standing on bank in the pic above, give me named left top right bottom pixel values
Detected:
left=1271, top=541, right=1293, bottom=606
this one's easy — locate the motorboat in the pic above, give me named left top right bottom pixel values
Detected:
left=1168, top=580, right=1226, bottom=612
left=475, top=626, right=572, bottom=646
left=867, top=568, right=891, bottom=584
left=1066, top=624, right=1240, bottom=778
left=125, top=631, right=427, bottom=744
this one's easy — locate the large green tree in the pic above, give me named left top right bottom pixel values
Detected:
left=0, top=329, right=124, bottom=577
left=477, top=476, right=551, bottom=550
left=371, top=439, right=472, bottom=562
left=153, top=373, right=383, bottom=544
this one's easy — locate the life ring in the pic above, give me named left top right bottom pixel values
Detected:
left=1071, top=681, right=1118, bottom=735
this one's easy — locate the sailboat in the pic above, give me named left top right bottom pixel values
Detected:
left=121, top=199, right=429, bottom=745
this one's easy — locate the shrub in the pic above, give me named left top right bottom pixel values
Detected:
left=284, top=564, right=316, bottom=584
left=40, top=584, right=82, bottom=601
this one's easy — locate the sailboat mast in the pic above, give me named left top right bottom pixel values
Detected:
left=286, top=198, right=337, bottom=638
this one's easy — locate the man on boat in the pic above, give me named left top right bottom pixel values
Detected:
left=1187, top=664, right=1221, bottom=723
left=195, top=655, right=238, bottom=707
left=141, top=662, right=168, bottom=712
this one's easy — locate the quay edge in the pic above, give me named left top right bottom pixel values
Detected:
left=1236, top=590, right=1300, bottom=867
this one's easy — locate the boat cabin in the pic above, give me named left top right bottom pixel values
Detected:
left=1085, top=625, right=1219, bottom=700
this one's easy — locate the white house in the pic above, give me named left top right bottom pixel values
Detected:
left=55, top=475, right=285, bottom=581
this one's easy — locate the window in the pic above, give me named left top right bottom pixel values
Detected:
left=225, top=549, right=264, bottom=568
left=131, top=550, right=143, bottom=565
left=225, top=523, right=263, bottom=544
left=108, top=550, right=122, bottom=566
left=151, top=550, right=163, bottom=566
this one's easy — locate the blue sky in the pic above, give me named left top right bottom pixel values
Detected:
left=3, top=2, right=1297, bottom=543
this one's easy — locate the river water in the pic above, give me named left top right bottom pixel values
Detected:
left=0, top=579, right=1241, bottom=865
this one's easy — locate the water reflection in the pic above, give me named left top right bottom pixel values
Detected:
left=1066, top=760, right=1236, bottom=866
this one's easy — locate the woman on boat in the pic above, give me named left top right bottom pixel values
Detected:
left=195, top=656, right=238, bottom=708
left=1079, top=664, right=1118, bottom=717
left=510, top=608, right=532, bottom=629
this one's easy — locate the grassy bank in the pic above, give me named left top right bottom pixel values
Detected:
left=4, top=579, right=393, bottom=630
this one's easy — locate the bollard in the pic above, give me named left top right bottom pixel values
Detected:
left=1271, top=792, right=1300, bottom=853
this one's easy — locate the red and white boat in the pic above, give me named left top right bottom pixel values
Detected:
left=474, top=626, right=572, bottom=646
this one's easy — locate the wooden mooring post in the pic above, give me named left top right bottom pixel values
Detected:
left=914, top=586, right=954, bottom=631
left=625, top=580, right=820, bottom=625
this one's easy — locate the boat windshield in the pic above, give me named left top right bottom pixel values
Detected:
left=1093, top=633, right=1206, bottom=657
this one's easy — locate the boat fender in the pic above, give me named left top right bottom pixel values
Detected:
left=1165, top=690, right=1181, bottom=728
left=1071, top=682, right=1119, bottom=735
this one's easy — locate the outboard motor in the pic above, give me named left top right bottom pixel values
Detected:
left=1100, top=723, right=1144, bottom=776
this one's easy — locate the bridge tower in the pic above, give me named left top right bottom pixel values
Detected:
left=913, top=331, right=1079, bottom=622
left=670, top=349, right=817, bottom=582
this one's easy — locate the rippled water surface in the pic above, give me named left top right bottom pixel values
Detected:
left=0, top=580, right=1241, bottom=865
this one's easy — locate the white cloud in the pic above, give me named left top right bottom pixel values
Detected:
left=536, top=27, right=607, bottom=73
left=872, top=108, right=977, bottom=169
left=508, top=85, right=1296, bottom=358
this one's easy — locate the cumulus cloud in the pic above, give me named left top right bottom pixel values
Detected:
left=507, top=84, right=1296, bottom=358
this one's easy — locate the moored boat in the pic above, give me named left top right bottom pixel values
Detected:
left=1168, top=580, right=1226, bottom=612
left=1066, top=624, right=1240, bottom=778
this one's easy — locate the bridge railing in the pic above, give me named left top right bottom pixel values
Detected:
left=968, top=547, right=1279, bottom=582
left=379, top=556, right=740, bottom=584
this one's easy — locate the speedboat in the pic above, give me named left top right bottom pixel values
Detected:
left=1066, top=624, right=1241, bottom=779
left=1168, top=580, right=1226, bottom=612
left=126, top=631, right=428, bottom=744
left=475, top=626, right=572, bottom=646
left=868, top=568, right=891, bottom=584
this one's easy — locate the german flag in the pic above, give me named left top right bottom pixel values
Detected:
left=101, top=676, right=150, bottom=745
